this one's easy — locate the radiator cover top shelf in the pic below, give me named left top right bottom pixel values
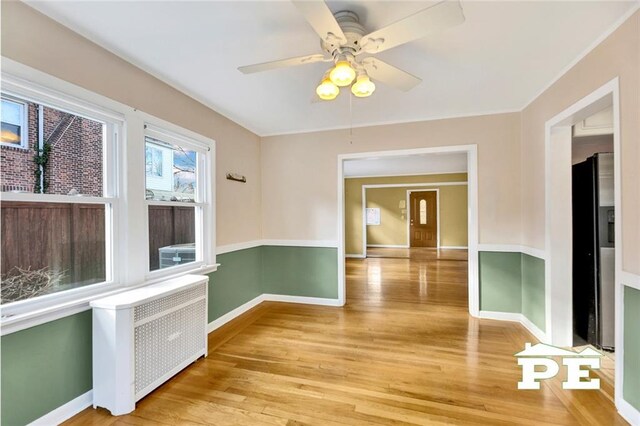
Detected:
left=91, top=274, right=209, bottom=416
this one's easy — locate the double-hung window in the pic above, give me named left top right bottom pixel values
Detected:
left=1, top=96, right=29, bottom=149
left=0, top=70, right=215, bottom=333
left=0, top=83, right=121, bottom=309
left=144, top=125, right=212, bottom=276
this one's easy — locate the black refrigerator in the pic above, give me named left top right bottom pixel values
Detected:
left=572, top=153, right=615, bottom=350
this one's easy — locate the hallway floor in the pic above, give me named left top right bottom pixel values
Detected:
left=66, top=254, right=625, bottom=425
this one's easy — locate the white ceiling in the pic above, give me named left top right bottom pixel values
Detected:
left=26, top=1, right=637, bottom=136
left=344, top=152, right=467, bottom=177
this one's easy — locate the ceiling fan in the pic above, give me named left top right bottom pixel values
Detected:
left=238, top=0, right=465, bottom=101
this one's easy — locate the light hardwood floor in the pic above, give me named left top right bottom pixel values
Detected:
left=66, top=252, right=625, bottom=425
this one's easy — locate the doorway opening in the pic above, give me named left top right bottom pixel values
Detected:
left=337, top=145, right=479, bottom=316
left=545, top=78, right=621, bottom=404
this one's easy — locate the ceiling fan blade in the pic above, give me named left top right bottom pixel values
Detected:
left=360, top=0, right=464, bottom=54
left=238, top=53, right=328, bottom=74
left=291, top=0, right=347, bottom=45
left=361, top=57, right=422, bottom=92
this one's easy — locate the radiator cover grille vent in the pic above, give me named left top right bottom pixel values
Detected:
left=134, top=298, right=206, bottom=395
left=134, top=285, right=206, bottom=323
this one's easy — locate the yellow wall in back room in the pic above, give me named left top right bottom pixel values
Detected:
left=366, top=185, right=468, bottom=248
left=345, top=173, right=468, bottom=255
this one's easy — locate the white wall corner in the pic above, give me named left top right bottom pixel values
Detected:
left=262, top=294, right=342, bottom=306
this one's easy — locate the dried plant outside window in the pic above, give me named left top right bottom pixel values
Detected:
left=1, top=267, right=66, bottom=303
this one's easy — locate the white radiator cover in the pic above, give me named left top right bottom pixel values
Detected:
left=91, top=275, right=208, bottom=415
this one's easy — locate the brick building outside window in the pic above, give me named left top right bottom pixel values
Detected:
left=1, top=99, right=103, bottom=196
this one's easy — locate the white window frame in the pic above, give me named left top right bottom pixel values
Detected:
left=0, top=94, right=29, bottom=149
left=143, top=124, right=215, bottom=281
left=0, top=75, right=124, bottom=323
left=0, top=62, right=217, bottom=336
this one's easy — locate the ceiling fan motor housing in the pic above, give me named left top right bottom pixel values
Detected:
left=321, top=10, right=365, bottom=59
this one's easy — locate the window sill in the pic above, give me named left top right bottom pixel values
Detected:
left=0, top=265, right=218, bottom=337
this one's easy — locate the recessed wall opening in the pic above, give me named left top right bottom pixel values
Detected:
left=545, top=79, right=621, bottom=404
left=337, top=146, right=478, bottom=315
left=571, top=105, right=616, bottom=387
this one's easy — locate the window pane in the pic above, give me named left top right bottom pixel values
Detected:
left=0, top=97, right=104, bottom=196
left=1, top=99, right=24, bottom=145
left=1, top=201, right=106, bottom=304
left=145, top=137, right=197, bottom=202
left=1, top=99, right=22, bottom=125
left=148, top=205, right=197, bottom=271
left=1, top=122, right=21, bottom=145
left=419, top=199, right=427, bottom=224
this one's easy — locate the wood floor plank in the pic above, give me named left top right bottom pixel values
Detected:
left=65, top=250, right=625, bottom=425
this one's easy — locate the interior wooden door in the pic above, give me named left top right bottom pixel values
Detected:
left=410, top=191, right=437, bottom=247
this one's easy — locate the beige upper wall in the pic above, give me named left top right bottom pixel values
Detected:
left=1, top=1, right=262, bottom=246
left=262, top=113, right=521, bottom=245
left=345, top=174, right=468, bottom=254
left=521, top=11, right=639, bottom=274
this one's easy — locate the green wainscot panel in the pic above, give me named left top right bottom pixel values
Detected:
left=208, top=247, right=263, bottom=322
left=521, top=254, right=546, bottom=332
left=1, top=310, right=93, bottom=426
left=623, top=285, right=640, bottom=411
left=262, top=246, right=338, bottom=299
left=479, top=251, right=522, bottom=313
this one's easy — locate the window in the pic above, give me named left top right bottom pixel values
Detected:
left=1, top=91, right=118, bottom=305
left=145, top=126, right=210, bottom=273
left=0, top=70, right=215, bottom=333
left=1, top=96, right=28, bottom=148
left=419, top=199, right=427, bottom=224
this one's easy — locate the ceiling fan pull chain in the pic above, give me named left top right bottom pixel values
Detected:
left=349, top=91, right=353, bottom=145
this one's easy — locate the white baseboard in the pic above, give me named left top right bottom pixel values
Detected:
left=478, top=311, right=522, bottom=322
left=366, top=244, right=409, bottom=248
left=345, top=253, right=366, bottom=259
left=262, top=294, right=343, bottom=306
left=207, top=294, right=342, bottom=334
left=27, top=390, right=93, bottom=426
left=440, top=246, right=468, bottom=250
left=479, top=311, right=549, bottom=343
left=207, top=294, right=266, bottom=333
left=616, top=396, right=640, bottom=426
left=520, top=314, right=548, bottom=343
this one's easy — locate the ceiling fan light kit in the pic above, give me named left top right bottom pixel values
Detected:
left=316, top=75, right=340, bottom=101
left=329, top=58, right=356, bottom=87
left=351, top=74, right=376, bottom=98
left=239, top=0, right=465, bottom=101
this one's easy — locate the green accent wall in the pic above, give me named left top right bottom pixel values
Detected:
left=207, top=247, right=262, bottom=321
left=262, top=246, right=338, bottom=298
left=623, top=285, right=640, bottom=411
left=479, top=251, right=522, bottom=313
left=521, top=254, right=546, bottom=331
left=1, top=310, right=93, bottom=426
left=479, top=251, right=546, bottom=332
